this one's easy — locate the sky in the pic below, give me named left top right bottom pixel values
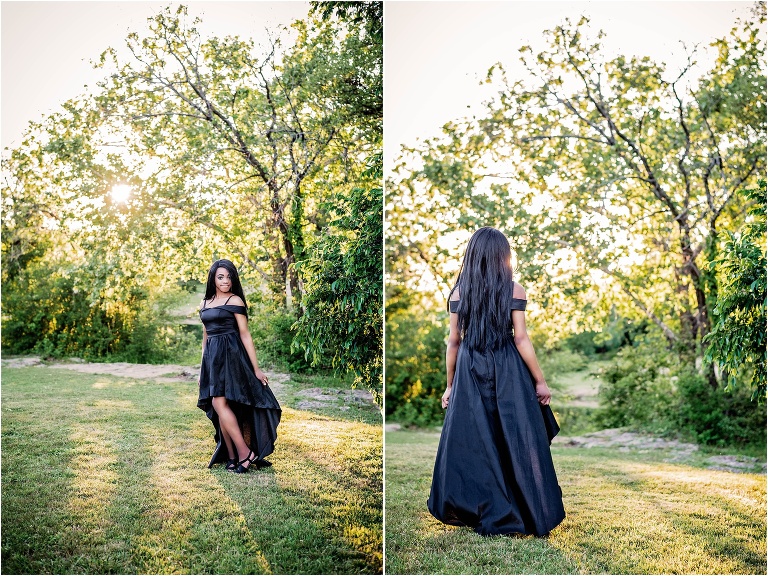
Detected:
left=1, top=1, right=311, bottom=150
left=384, top=1, right=756, bottom=164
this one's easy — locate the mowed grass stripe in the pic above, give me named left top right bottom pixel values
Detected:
left=216, top=408, right=383, bottom=574
left=1, top=367, right=382, bottom=574
left=553, top=454, right=766, bottom=574
left=384, top=430, right=766, bottom=575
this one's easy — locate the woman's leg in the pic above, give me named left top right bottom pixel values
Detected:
left=220, top=424, right=236, bottom=460
left=212, top=396, right=253, bottom=468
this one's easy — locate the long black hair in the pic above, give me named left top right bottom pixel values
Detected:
left=204, top=259, right=248, bottom=314
left=448, top=227, right=516, bottom=350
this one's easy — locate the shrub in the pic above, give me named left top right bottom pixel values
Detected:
left=2, top=260, right=202, bottom=364
left=247, top=300, right=317, bottom=373
left=553, top=406, right=600, bottom=436
left=540, top=348, right=588, bottom=377
left=564, top=316, right=650, bottom=357
left=390, top=396, right=446, bottom=429
left=2, top=263, right=134, bottom=359
left=676, top=369, right=767, bottom=447
left=705, top=180, right=766, bottom=401
left=594, top=341, right=675, bottom=433
left=385, top=298, right=447, bottom=427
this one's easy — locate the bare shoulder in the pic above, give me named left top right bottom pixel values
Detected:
left=512, top=282, right=527, bottom=299
left=227, top=295, right=245, bottom=307
left=450, top=287, right=460, bottom=301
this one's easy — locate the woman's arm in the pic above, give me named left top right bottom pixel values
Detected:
left=199, top=301, right=207, bottom=384
left=511, top=284, right=551, bottom=405
left=234, top=308, right=269, bottom=386
left=443, top=294, right=461, bottom=409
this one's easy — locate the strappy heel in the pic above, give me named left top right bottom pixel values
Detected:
left=232, top=450, right=257, bottom=474
left=225, top=458, right=237, bottom=471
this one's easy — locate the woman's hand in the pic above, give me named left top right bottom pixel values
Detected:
left=255, top=368, right=269, bottom=386
left=535, top=381, right=551, bottom=405
left=441, top=387, right=452, bottom=409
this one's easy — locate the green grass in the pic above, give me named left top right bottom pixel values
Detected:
left=1, top=366, right=382, bottom=574
left=285, top=372, right=380, bottom=425
left=385, top=430, right=766, bottom=574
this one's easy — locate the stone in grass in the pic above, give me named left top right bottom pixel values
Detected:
left=563, top=430, right=699, bottom=452
left=1, top=356, right=43, bottom=368
left=296, top=387, right=374, bottom=402
left=705, top=455, right=767, bottom=474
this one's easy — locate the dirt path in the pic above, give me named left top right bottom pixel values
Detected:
left=1, top=356, right=377, bottom=410
left=1, top=356, right=289, bottom=397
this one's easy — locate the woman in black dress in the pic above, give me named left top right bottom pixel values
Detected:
left=197, top=259, right=281, bottom=473
left=427, top=227, right=566, bottom=536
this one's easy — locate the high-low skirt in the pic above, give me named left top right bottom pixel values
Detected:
left=197, top=330, right=281, bottom=467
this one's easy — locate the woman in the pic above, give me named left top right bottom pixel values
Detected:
left=197, top=259, right=281, bottom=473
left=427, top=227, right=565, bottom=536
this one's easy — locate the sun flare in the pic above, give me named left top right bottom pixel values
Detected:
left=110, top=184, right=132, bottom=204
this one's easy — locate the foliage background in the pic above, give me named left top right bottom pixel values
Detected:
left=2, top=3, right=383, bottom=401
left=384, top=4, right=766, bottom=447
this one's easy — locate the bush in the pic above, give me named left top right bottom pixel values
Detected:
left=385, top=297, right=447, bottom=427
left=676, top=369, right=767, bottom=447
left=247, top=300, right=318, bottom=373
left=2, top=260, right=203, bottom=364
left=594, top=342, right=675, bottom=433
left=115, top=302, right=200, bottom=365
left=563, top=331, right=599, bottom=357
left=390, top=396, right=446, bottom=429
left=705, top=180, right=766, bottom=401
left=564, top=316, right=650, bottom=357
left=553, top=406, right=601, bottom=436
left=594, top=338, right=767, bottom=448
left=2, top=263, right=135, bottom=359
left=540, top=348, right=588, bottom=377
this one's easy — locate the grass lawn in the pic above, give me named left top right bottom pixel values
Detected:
left=385, top=429, right=766, bottom=575
left=1, top=366, right=382, bottom=574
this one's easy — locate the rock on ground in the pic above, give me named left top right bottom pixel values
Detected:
left=294, top=387, right=375, bottom=412
left=558, top=428, right=765, bottom=474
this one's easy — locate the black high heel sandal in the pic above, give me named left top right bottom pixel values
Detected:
left=225, top=458, right=237, bottom=471
left=233, top=450, right=257, bottom=474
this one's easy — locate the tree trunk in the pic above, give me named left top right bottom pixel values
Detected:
left=269, top=180, right=299, bottom=309
left=678, top=228, right=718, bottom=388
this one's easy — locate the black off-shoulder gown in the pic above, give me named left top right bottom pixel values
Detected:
left=427, top=295, right=566, bottom=536
left=197, top=301, right=281, bottom=467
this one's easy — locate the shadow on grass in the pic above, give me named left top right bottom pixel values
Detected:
left=548, top=455, right=767, bottom=574
left=386, top=499, right=577, bottom=575
left=386, top=430, right=766, bottom=575
left=1, top=368, right=382, bottom=575
left=1, top=395, right=80, bottom=573
left=214, top=407, right=383, bottom=574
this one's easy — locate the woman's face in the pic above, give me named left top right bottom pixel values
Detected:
left=214, top=267, right=232, bottom=294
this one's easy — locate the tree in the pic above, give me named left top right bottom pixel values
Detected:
left=292, top=2, right=383, bottom=403
left=387, top=8, right=765, bottom=384
left=89, top=6, right=374, bottom=304
left=705, top=180, right=767, bottom=401
left=2, top=5, right=383, bottom=383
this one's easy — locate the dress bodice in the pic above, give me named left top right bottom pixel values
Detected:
left=199, top=305, right=246, bottom=336
left=448, top=281, right=527, bottom=314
